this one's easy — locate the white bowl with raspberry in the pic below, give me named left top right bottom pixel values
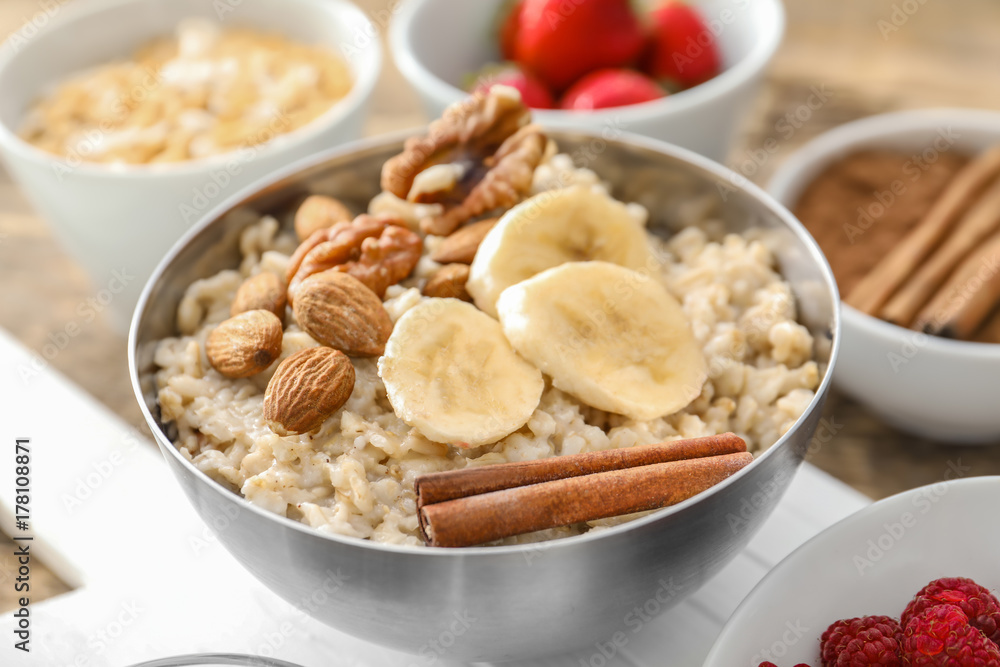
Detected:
left=703, top=475, right=1000, bottom=667
left=389, top=0, right=785, bottom=162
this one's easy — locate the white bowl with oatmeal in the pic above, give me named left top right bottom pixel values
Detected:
left=0, top=0, right=380, bottom=330
left=130, top=90, right=839, bottom=660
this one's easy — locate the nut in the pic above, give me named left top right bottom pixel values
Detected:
left=422, top=124, right=546, bottom=236
left=231, top=272, right=287, bottom=320
left=430, top=217, right=499, bottom=264
left=294, top=194, right=353, bottom=241
left=381, top=87, right=530, bottom=198
left=422, top=264, right=472, bottom=301
left=205, top=310, right=283, bottom=378
left=380, top=87, right=546, bottom=237
left=263, top=347, right=356, bottom=436
left=287, top=214, right=423, bottom=300
left=293, top=271, right=394, bottom=356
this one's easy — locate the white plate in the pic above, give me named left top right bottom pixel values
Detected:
left=704, top=476, right=1000, bottom=667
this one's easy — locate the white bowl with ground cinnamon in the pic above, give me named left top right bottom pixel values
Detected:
left=0, top=0, right=380, bottom=330
left=769, top=108, right=1000, bottom=443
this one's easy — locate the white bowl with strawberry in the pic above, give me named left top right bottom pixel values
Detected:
left=390, top=0, right=785, bottom=161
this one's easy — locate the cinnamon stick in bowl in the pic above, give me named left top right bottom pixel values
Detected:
left=913, top=229, right=1000, bottom=339
left=879, top=177, right=1000, bottom=326
left=845, top=145, right=1000, bottom=315
left=415, top=432, right=747, bottom=505
left=416, top=434, right=753, bottom=548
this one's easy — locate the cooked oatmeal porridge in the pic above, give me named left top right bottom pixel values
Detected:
left=153, top=88, right=819, bottom=547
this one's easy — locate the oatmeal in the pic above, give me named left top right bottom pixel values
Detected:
left=153, top=89, right=820, bottom=547
left=20, top=18, right=352, bottom=165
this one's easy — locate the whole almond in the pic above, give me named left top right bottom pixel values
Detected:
left=293, top=270, right=393, bottom=356
left=422, top=264, right=472, bottom=301
left=205, top=310, right=283, bottom=378
left=430, top=217, right=498, bottom=264
left=294, top=194, right=353, bottom=241
left=231, top=272, right=287, bottom=320
left=263, top=347, right=355, bottom=436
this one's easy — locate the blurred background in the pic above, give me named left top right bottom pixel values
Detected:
left=1, top=0, right=999, bottom=611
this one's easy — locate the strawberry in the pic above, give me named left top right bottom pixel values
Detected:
left=513, top=0, right=646, bottom=92
left=469, top=65, right=555, bottom=109
left=559, top=68, right=665, bottom=110
left=645, top=1, right=722, bottom=90
left=498, top=0, right=523, bottom=61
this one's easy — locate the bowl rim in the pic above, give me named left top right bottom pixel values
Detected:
left=766, top=106, right=1000, bottom=358
left=129, top=126, right=841, bottom=556
left=388, top=0, right=786, bottom=119
left=127, top=654, right=305, bottom=667
left=0, top=0, right=382, bottom=178
left=702, top=475, right=999, bottom=666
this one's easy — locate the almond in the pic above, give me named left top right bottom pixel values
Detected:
left=422, top=264, right=472, bottom=301
left=231, top=272, right=287, bottom=320
left=294, top=194, right=353, bottom=241
left=263, top=347, right=355, bottom=436
left=205, top=310, right=283, bottom=378
left=293, top=270, right=393, bottom=356
left=430, top=217, right=498, bottom=264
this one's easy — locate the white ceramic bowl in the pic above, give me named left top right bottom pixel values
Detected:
left=704, top=475, right=1000, bottom=667
left=389, top=0, right=784, bottom=162
left=768, top=109, right=1000, bottom=444
left=0, top=0, right=381, bottom=331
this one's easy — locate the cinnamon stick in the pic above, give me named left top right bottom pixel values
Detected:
left=845, top=145, right=1000, bottom=315
left=879, top=177, right=1000, bottom=326
left=418, top=452, right=753, bottom=548
left=913, top=229, right=1000, bottom=338
left=414, top=433, right=747, bottom=505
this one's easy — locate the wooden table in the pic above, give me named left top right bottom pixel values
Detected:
left=2, top=0, right=999, bottom=610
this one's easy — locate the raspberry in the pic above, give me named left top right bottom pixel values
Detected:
left=902, top=604, right=1000, bottom=666
left=902, top=578, right=1000, bottom=645
left=821, top=616, right=903, bottom=666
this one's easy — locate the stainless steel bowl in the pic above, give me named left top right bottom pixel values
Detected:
left=128, top=655, right=304, bottom=667
left=129, top=130, right=840, bottom=662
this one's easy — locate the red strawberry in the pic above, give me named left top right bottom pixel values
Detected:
left=469, top=65, right=555, bottom=109
left=645, top=1, right=722, bottom=90
left=559, top=69, right=665, bottom=110
left=514, top=0, right=646, bottom=92
left=498, top=0, right=523, bottom=61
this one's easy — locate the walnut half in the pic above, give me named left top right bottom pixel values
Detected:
left=380, top=86, right=547, bottom=236
left=286, top=214, right=423, bottom=301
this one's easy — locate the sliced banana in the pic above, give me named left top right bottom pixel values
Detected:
left=497, top=261, right=707, bottom=421
left=377, top=298, right=544, bottom=447
left=467, top=186, right=655, bottom=317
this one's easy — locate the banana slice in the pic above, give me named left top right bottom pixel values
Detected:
left=497, top=261, right=707, bottom=421
left=377, top=298, right=544, bottom=447
left=467, top=186, right=655, bottom=317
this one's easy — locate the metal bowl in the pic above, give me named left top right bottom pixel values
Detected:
left=129, top=130, right=840, bottom=662
left=128, top=655, right=304, bottom=667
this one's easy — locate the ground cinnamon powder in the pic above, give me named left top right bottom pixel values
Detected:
left=794, top=150, right=969, bottom=295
